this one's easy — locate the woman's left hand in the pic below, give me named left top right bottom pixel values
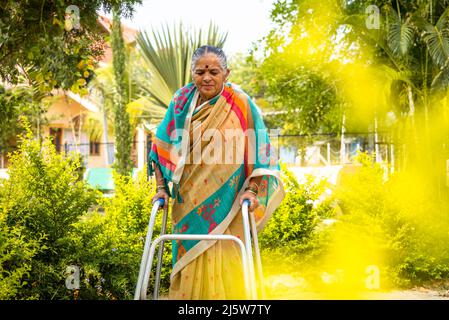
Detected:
left=239, top=191, right=259, bottom=212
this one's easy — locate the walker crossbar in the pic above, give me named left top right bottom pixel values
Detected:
left=138, top=234, right=252, bottom=300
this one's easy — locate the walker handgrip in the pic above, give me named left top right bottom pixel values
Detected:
left=158, top=198, right=165, bottom=207
left=242, top=199, right=251, bottom=207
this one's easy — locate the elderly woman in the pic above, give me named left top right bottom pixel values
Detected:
left=149, top=45, right=284, bottom=299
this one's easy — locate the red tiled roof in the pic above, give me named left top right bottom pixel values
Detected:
left=96, top=15, right=138, bottom=64
left=97, top=15, right=138, bottom=44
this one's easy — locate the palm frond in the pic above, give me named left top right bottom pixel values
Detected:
left=379, top=64, right=414, bottom=84
left=430, top=59, right=449, bottom=91
left=82, top=112, right=103, bottom=141
left=421, top=8, right=449, bottom=67
left=126, top=96, right=166, bottom=127
left=341, top=13, right=400, bottom=69
left=385, top=5, right=415, bottom=57
left=137, top=22, right=228, bottom=109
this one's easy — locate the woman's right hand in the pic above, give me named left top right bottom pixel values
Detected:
left=152, top=189, right=169, bottom=210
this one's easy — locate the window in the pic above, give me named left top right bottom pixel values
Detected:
left=0, top=152, right=5, bottom=169
left=90, top=141, right=100, bottom=156
left=49, top=128, right=62, bottom=153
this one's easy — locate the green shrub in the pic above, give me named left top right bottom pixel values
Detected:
left=67, top=169, right=172, bottom=299
left=0, top=126, right=99, bottom=299
left=259, top=164, right=336, bottom=276
left=0, top=211, right=40, bottom=299
left=334, top=152, right=449, bottom=287
left=1, top=124, right=174, bottom=299
left=260, top=163, right=334, bottom=248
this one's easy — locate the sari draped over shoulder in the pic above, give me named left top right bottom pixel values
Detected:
left=149, top=82, right=285, bottom=299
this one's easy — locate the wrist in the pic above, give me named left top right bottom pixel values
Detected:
left=244, top=186, right=258, bottom=196
left=248, top=182, right=259, bottom=191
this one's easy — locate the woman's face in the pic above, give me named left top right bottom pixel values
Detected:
left=192, top=53, right=230, bottom=100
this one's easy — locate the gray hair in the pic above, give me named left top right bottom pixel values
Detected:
left=191, top=45, right=228, bottom=72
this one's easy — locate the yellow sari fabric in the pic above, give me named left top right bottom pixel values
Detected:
left=167, top=86, right=284, bottom=300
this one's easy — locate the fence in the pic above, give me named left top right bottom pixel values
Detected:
left=0, top=140, right=153, bottom=170
left=1, top=133, right=397, bottom=170
left=271, top=132, right=397, bottom=169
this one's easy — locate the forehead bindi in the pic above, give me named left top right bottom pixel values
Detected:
left=194, top=54, right=222, bottom=70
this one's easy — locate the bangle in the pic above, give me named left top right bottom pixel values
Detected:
left=248, top=182, right=259, bottom=192
left=245, top=189, right=257, bottom=197
left=245, top=185, right=258, bottom=192
left=156, top=185, right=166, bottom=191
left=244, top=186, right=258, bottom=196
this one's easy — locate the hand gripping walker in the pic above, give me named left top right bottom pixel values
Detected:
left=134, top=198, right=266, bottom=300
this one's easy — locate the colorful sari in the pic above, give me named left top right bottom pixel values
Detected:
left=149, top=82, right=285, bottom=299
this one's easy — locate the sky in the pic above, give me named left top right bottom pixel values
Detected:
left=120, top=0, right=277, bottom=57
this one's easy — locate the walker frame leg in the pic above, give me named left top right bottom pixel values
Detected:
left=134, top=198, right=164, bottom=300
left=249, top=209, right=266, bottom=299
left=153, top=204, right=168, bottom=300
left=135, top=199, right=265, bottom=300
left=241, top=200, right=258, bottom=299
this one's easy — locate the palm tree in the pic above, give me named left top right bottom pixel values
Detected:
left=88, top=54, right=161, bottom=165
left=90, top=22, right=227, bottom=130
left=344, top=1, right=449, bottom=120
left=342, top=0, right=449, bottom=195
left=87, top=68, right=116, bottom=165
left=136, top=22, right=228, bottom=110
left=88, top=21, right=227, bottom=168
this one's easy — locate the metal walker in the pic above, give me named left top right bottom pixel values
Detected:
left=134, top=198, right=266, bottom=300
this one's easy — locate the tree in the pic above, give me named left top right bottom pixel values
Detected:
left=0, top=124, right=98, bottom=299
left=0, top=85, right=48, bottom=152
left=137, top=22, right=228, bottom=109
left=0, top=0, right=142, bottom=95
left=0, top=0, right=142, bottom=164
left=342, top=1, right=449, bottom=122
left=252, top=0, right=346, bottom=135
left=256, top=0, right=449, bottom=199
left=342, top=0, right=449, bottom=191
left=111, top=7, right=133, bottom=176
left=228, top=52, right=262, bottom=99
left=255, top=0, right=449, bottom=141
